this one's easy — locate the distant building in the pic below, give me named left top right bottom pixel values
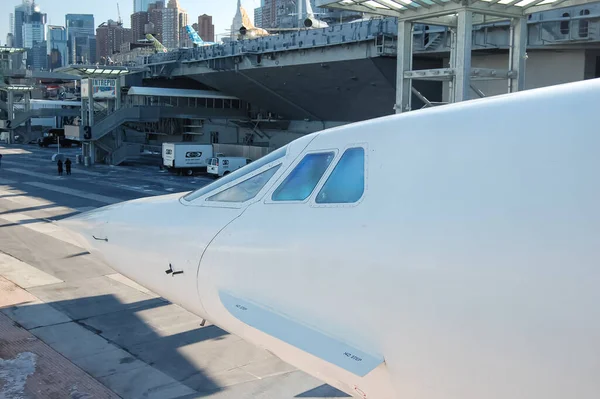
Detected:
left=6, top=33, right=14, bottom=48
left=9, top=13, right=14, bottom=42
left=46, top=25, right=67, bottom=69
left=254, top=7, right=263, bottom=28
left=29, top=41, right=47, bottom=70
left=22, top=6, right=47, bottom=48
left=179, top=11, right=190, bottom=47
left=197, top=14, right=214, bottom=42
left=230, top=0, right=243, bottom=39
left=162, top=0, right=188, bottom=49
left=131, top=11, right=150, bottom=43
left=133, top=0, right=154, bottom=13
left=147, top=1, right=165, bottom=44
left=96, top=20, right=132, bottom=63
left=13, top=0, right=32, bottom=48
left=66, top=14, right=95, bottom=64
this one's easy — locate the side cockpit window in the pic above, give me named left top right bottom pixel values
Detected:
left=271, top=152, right=335, bottom=202
left=315, top=147, right=365, bottom=204
left=207, top=165, right=281, bottom=203
left=182, top=146, right=287, bottom=202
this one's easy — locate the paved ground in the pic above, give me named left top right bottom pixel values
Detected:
left=0, top=144, right=350, bottom=399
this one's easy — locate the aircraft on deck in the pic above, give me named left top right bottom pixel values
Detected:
left=238, top=0, right=330, bottom=39
left=145, top=34, right=168, bottom=53
left=185, top=25, right=216, bottom=47
left=59, top=79, right=600, bottom=399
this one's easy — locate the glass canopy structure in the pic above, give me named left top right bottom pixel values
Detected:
left=316, top=0, right=593, bottom=19
left=317, top=0, right=597, bottom=112
left=54, top=65, right=146, bottom=78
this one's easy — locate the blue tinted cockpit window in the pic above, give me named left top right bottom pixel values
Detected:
left=272, top=152, right=335, bottom=202
left=315, top=147, right=365, bottom=204
left=207, top=165, right=281, bottom=203
left=182, top=146, right=287, bottom=202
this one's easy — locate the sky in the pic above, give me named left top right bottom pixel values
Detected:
left=0, top=0, right=262, bottom=45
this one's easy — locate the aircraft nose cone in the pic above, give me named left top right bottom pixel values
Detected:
left=58, top=203, right=123, bottom=254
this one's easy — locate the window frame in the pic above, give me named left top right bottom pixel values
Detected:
left=204, top=164, right=283, bottom=205
left=181, top=147, right=288, bottom=209
left=264, top=148, right=339, bottom=205
left=310, top=143, right=368, bottom=208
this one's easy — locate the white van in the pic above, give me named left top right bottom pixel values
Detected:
left=207, top=156, right=252, bottom=177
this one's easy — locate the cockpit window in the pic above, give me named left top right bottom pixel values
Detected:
left=207, top=165, right=281, bottom=203
left=271, top=152, right=335, bottom=202
left=182, top=146, right=287, bottom=202
left=316, top=147, right=365, bottom=204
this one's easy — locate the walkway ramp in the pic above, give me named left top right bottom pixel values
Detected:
left=90, top=106, right=248, bottom=141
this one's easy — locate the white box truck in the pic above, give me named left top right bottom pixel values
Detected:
left=162, top=143, right=214, bottom=176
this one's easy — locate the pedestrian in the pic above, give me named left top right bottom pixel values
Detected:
left=57, top=159, right=63, bottom=176
left=65, top=158, right=72, bottom=175
left=0, top=153, right=3, bottom=168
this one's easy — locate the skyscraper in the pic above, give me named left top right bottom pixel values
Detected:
left=230, top=0, right=243, bottom=39
left=22, top=5, right=47, bottom=49
left=96, top=20, right=132, bottom=62
left=133, top=0, right=154, bottom=13
left=131, top=11, right=150, bottom=43
left=65, top=14, right=95, bottom=64
left=13, top=0, right=33, bottom=48
left=47, top=25, right=67, bottom=69
left=197, top=14, right=214, bottom=42
left=147, top=1, right=165, bottom=43
left=254, top=7, right=263, bottom=28
left=162, top=0, right=187, bottom=49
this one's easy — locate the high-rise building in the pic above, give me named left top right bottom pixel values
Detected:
left=13, top=0, right=33, bottom=48
left=230, top=0, right=243, bottom=39
left=46, top=25, right=67, bottom=69
left=147, top=1, right=165, bottom=43
left=96, top=20, right=132, bottom=62
left=254, top=7, right=263, bottom=28
left=197, top=14, right=214, bottom=42
left=179, top=11, right=190, bottom=47
left=162, top=0, right=187, bottom=49
left=22, top=5, right=46, bottom=49
left=9, top=13, right=14, bottom=41
left=131, top=11, right=150, bottom=43
left=133, top=0, right=155, bottom=12
left=29, top=41, right=47, bottom=70
left=6, top=33, right=14, bottom=47
left=66, top=14, right=95, bottom=64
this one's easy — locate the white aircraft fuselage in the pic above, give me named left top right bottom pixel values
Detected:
left=60, top=79, right=600, bottom=399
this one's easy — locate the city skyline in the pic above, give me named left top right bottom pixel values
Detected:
left=0, top=0, right=262, bottom=46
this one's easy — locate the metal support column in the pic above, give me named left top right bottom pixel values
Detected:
left=7, top=90, right=14, bottom=144
left=508, top=17, right=527, bottom=93
left=85, top=78, right=95, bottom=166
left=454, top=10, right=473, bottom=102
left=115, top=77, right=121, bottom=110
left=395, top=20, right=413, bottom=114
left=88, top=78, right=94, bottom=126
left=448, top=27, right=457, bottom=103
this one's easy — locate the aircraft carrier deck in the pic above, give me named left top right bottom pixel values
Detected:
left=0, top=144, right=348, bottom=399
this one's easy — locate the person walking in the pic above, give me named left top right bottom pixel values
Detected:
left=65, top=158, right=72, bottom=175
left=57, top=159, right=63, bottom=176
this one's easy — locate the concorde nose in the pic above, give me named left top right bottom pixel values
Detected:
left=59, top=202, right=123, bottom=256
left=58, top=193, right=210, bottom=319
